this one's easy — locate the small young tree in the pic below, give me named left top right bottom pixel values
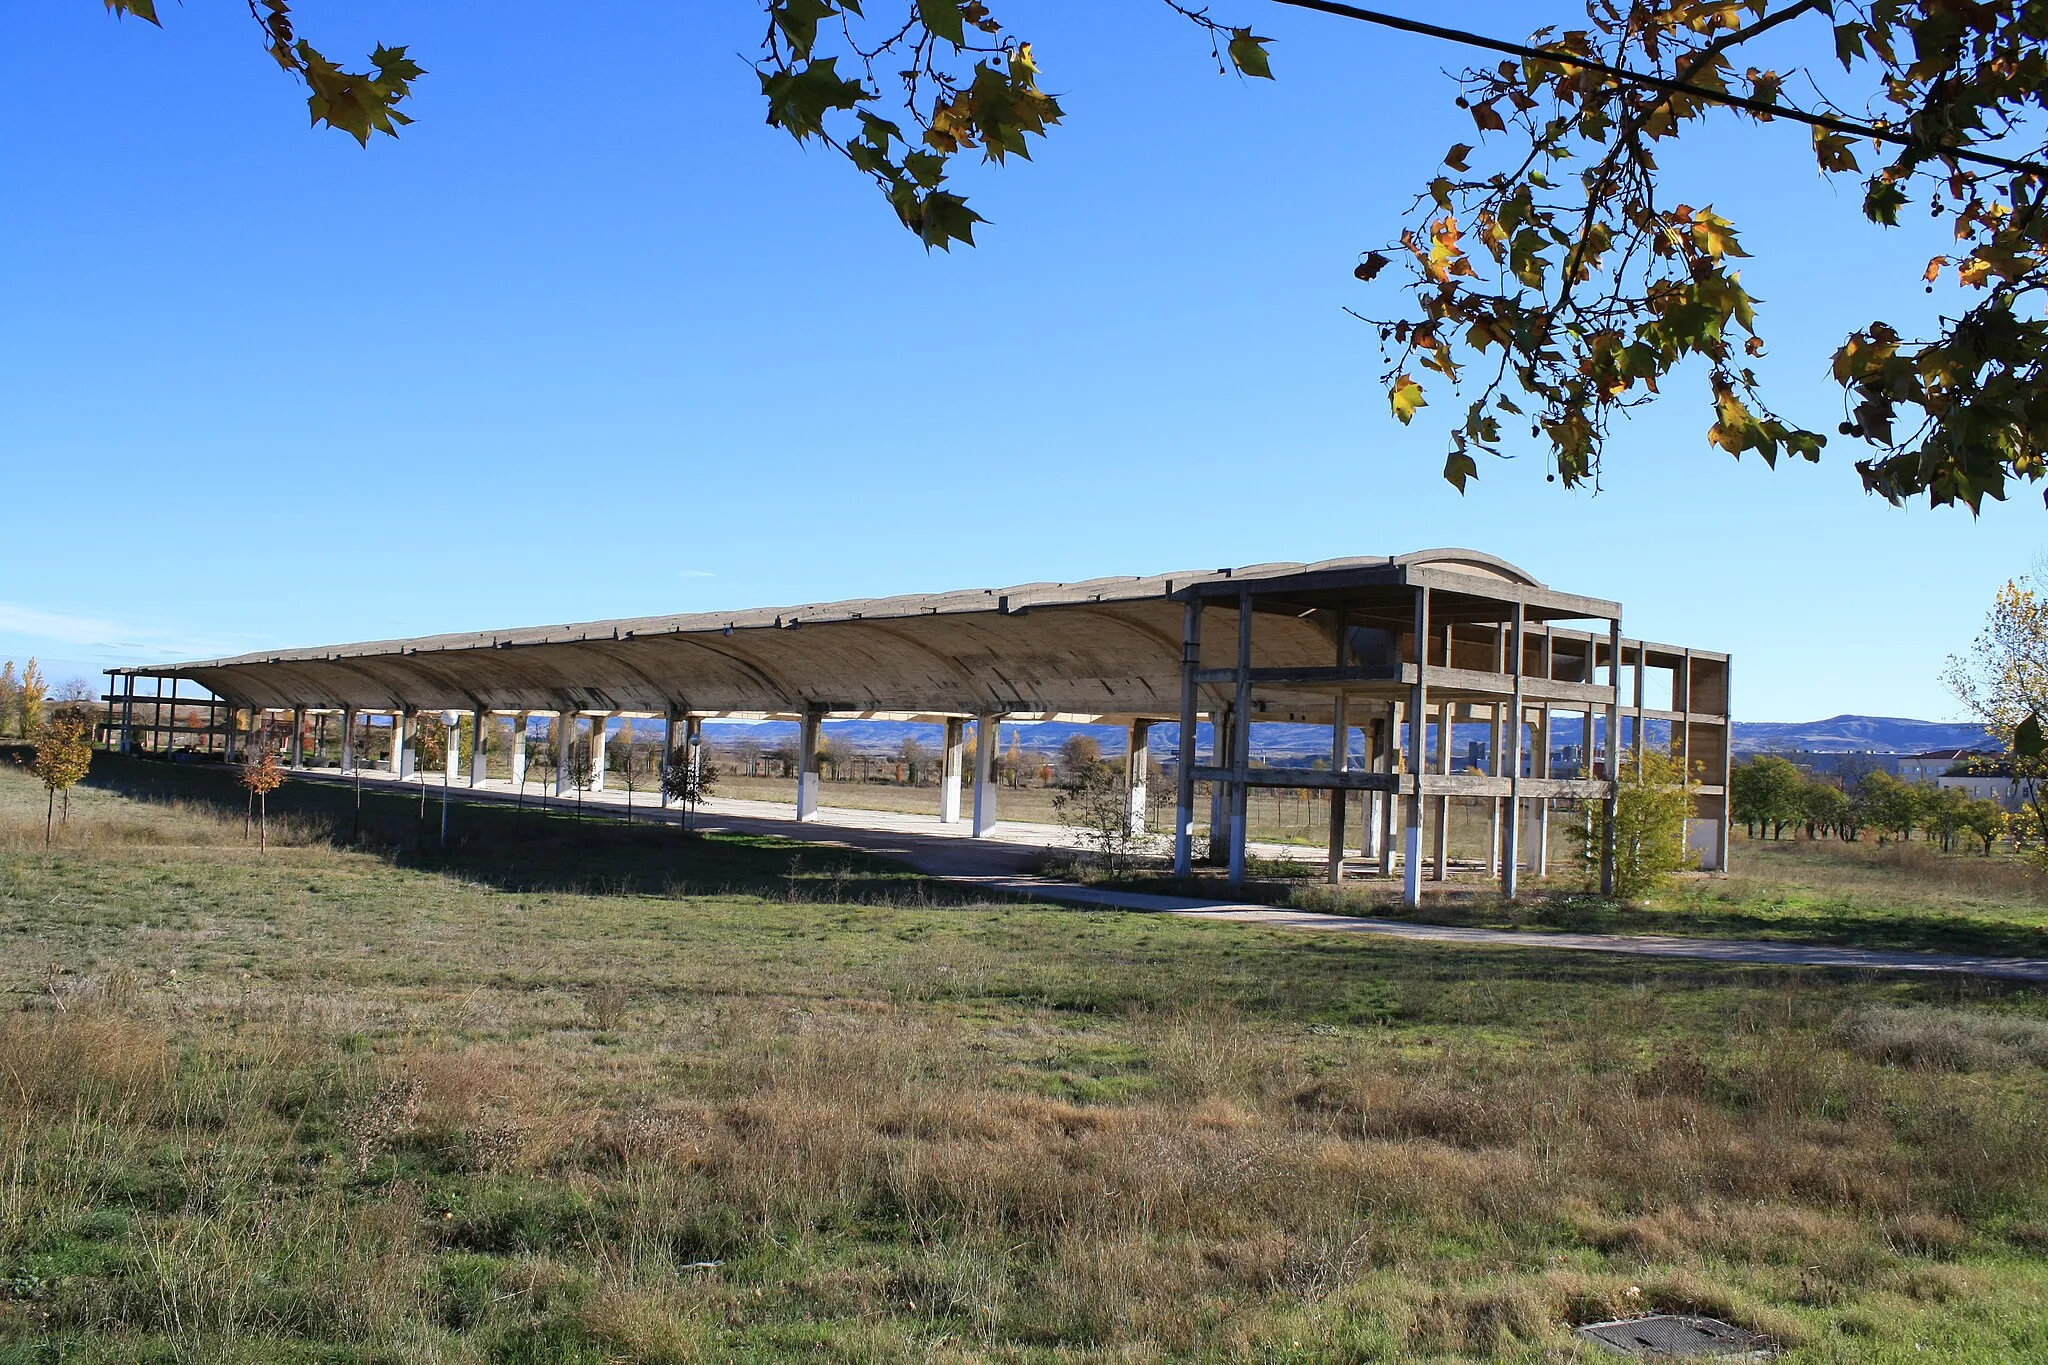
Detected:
left=1051, top=757, right=1159, bottom=877
left=1962, top=797, right=2005, bottom=856
left=1730, top=755, right=1803, bottom=839
left=661, top=747, right=719, bottom=832
left=30, top=717, right=92, bottom=846
left=1585, top=748, right=1696, bottom=900
left=566, top=737, right=594, bottom=816
left=1799, top=779, right=1851, bottom=842
left=1055, top=734, right=1102, bottom=786
left=616, top=740, right=644, bottom=822
left=17, top=659, right=46, bottom=740
left=0, top=661, right=18, bottom=739
left=240, top=748, right=286, bottom=850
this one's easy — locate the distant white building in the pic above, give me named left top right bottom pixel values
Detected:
left=1898, top=748, right=1999, bottom=782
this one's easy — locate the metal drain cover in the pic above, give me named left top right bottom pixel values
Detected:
left=1575, top=1315, right=1771, bottom=1358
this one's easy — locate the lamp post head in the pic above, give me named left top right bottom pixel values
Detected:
left=441, top=710, right=462, bottom=728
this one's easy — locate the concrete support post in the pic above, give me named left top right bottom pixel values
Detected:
left=1403, top=588, right=1430, bottom=908
left=660, top=709, right=677, bottom=807
left=470, top=709, right=487, bottom=787
left=340, top=707, right=356, bottom=774
left=1207, top=709, right=1232, bottom=864
left=941, top=718, right=966, bottom=824
left=1173, top=601, right=1202, bottom=878
left=1379, top=705, right=1398, bottom=877
left=588, top=715, right=611, bottom=793
left=1125, top=719, right=1152, bottom=837
left=1227, top=592, right=1253, bottom=885
left=1432, top=698, right=1451, bottom=882
left=1533, top=703, right=1552, bottom=877
left=1602, top=620, right=1623, bottom=896
left=511, top=716, right=528, bottom=788
left=796, top=707, right=821, bottom=822
left=443, top=713, right=462, bottom=781
left=289, top=706, right=306, bottom=768
left=972, top=714, right=1001, bottom=837
left=1326, top=691, right=1349, bottom=885
left=1716, top=658, right=1734, bottom=876
left=1503, top=603, right=1526, bottom=900
left=554, top=712, right=576, bottom=795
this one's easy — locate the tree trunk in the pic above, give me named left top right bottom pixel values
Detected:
left=259, top=793, right=268, bottom=851
left=45, top=788, right=54, bottom=847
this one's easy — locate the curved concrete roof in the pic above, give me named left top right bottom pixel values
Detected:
left=127, top=549, right=1614, bottom=719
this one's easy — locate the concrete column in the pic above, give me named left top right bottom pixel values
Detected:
left=1173, top=600, right=1202, bottom=878
left=1403, top=588, right=1430, bottom=908
left=1208, top=708, right=1232, bottom=864
left=589, top=714, right=611, bottom=793
left=340, top=707, right=356, bottom=774
left=1432, top=699, right=1451, bottom=882
left=1602, top=620, right=1623, bottom=896
left=1126, top=719, right=1152, bottom=837
left=289, top=706, right=306, bottom=768
left=1227, top=592, right=1253, bottom=884
left=660, top=709, right=677, bottom=806
left=1326, top=692, right=1349, bottom=884
left=554, top=712, right=577, bottom=795
left=796, top=707, right=822, bottom=822
left=1378, top=705, right=1397, bottom=876
left=940, top=718, right=966, bottom=823
left=1503, top=603, right=1526, bottom=900
left=394, top=711, right=416, bottom=777
left=470, top=709, right=487, bottom=787
left=511, top=715, right=528, bottom=787
left=1533, top=703, right=1552, bottom=878
left=972, top=713, right=1001, bottom=837
left=443, top=714, right=462, bottom=781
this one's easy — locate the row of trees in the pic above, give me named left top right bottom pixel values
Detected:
left=1731, top=756, right=2007, bottom=853
left=0, top=660, right=48, bottom=740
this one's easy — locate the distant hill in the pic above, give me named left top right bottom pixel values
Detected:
left=702, top=713, right=1994, bottom=761
left=1730, top=715, right=1990, bottom=755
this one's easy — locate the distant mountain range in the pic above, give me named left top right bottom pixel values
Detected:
left=1728, top=714, right=1990, bottom=755
left=699, top=713, right=1992, bottom=759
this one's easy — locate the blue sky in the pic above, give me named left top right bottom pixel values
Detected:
left=1, top=1, right=2035, bottom=721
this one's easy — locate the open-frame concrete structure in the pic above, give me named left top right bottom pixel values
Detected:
left=107, top=549, right=1731, bottom=902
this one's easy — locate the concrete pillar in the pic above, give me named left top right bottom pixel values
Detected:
left=1208, top=708, right=1232, bottom=863
left=1227, top=592, right=1253, bottom=885
left=511, top=715, right=528, bottom=787
left=443, top=713, right=462, bottom=781
left=395, top=711, right=417, bottom=777
left=1503, top=603, right=1526, bottom=901
left=1602, top=620, right=1623, bottom=896
left=289, top=706, right=306, bottom=768
left=1403, top=588, right=1430, bottom=908
left=1173, top=600, right=1202, bottom=878
left=1126, top=719, right=1152, bottom=837
left=660, top=709, right=677, bottom=806
left=1378, top=705, right=1398, bottom=877
left=470, top=709, right=487, bottom=787
left=554, top=712, right=577, bottom=795
left=1533, top=703, right=1552, bottom=877
left=339, top=707, right=355, bottom=773
left=589, top=714, right=611, bottom=793
left=941, top=717, right=965, bottom=824
left=1326, top=693, right=1349, bottom=885
left=1432, top=699, right=1451, bottom=882
left=972, top=713, right=1001, bottom=837
left=796, top=707, right=822, bottom=822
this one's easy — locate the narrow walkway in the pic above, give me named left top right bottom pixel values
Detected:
left=306, top=767, right=2048, bottom=983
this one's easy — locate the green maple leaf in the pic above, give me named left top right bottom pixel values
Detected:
left=918, top=0, right=966, bottom=48
left=772, top=0, right=838, bottom=60
left=760, top=57, right=868, bottom=139
left=2016, top=714, right=2045, bottom=759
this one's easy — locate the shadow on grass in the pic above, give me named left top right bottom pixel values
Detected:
left=79, top=754, right=1005, bottom=906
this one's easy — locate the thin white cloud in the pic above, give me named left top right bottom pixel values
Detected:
left=0, top=600, right=253, bottom=663
left=675, top=569, right=716, bottom=579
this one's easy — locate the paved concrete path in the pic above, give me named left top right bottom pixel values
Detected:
left=305, top=767, right=2048, bottom=983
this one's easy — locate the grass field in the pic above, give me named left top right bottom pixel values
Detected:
left=1, top=756, right=2046, bottom=1361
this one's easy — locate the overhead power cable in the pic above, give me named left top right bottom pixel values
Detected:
left=1268, top=0, right=2047, bottom=178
